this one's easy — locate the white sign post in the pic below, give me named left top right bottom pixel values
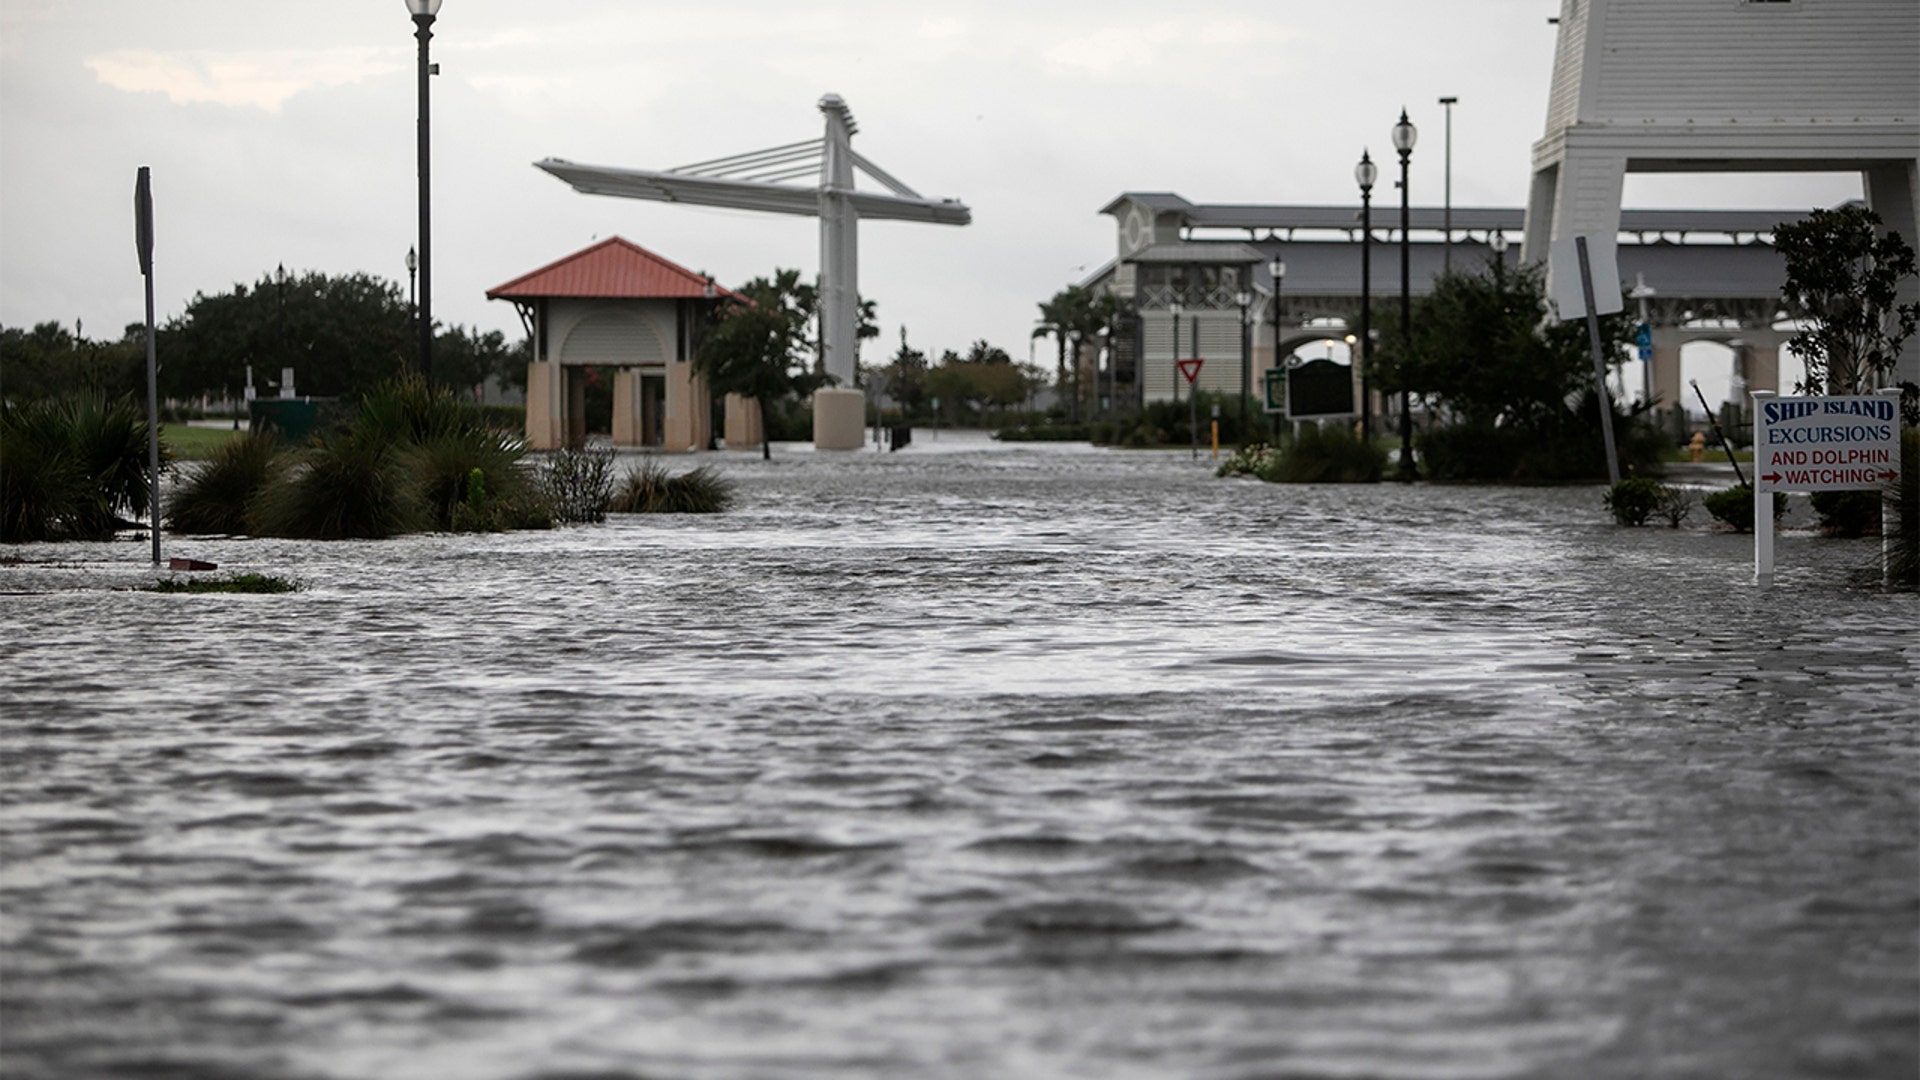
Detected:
left=1751, top=388, right=1902, bottom=586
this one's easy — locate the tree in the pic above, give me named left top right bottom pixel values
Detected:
left=434, top=325, right=529, bottom=400
left=873, top=330, right=929, bottom=417
left=1034, top=287, right=1081, bottom=419
left=1376, top=254, right=1631, bottom=429
left=1, top=322, right=146, bottom=401
left=157, top=269, right=412, bottom=401
left=694, top=269, right=821, bottom=459
left=1775, top=203, right=1918, bottom=399
left=1070, top=290, right=1125, bottom=419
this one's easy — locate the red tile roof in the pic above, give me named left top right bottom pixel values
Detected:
left=486, top=236, right=737, bottom=301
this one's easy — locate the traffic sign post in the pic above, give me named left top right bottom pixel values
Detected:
left=1751, top=388, right=1902, bottom=586
left=1178, top=358, right=1203, bottom=460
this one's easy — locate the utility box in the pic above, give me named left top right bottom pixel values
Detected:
left=249, top=398, right=337, bottom=444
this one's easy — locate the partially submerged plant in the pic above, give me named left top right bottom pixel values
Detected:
left=1603, top=477, right=1665, bottom=526
left=1702, top=484, right=1787, bottom=532
left=543, top=445, right=617, bottom=524
left=167, top=431, right=285, bottom=535
left=609, top=460, right=736, bottom=514
left=148, top=571, right=300, bottom=594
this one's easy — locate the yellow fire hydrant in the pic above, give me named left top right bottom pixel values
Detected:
left=1689, top=431, right=1707, bottom=463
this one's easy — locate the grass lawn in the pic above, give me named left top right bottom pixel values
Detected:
left=163, top=423, right=245, bottom=460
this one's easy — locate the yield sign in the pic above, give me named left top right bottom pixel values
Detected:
left=1176, top=358, right=1203, bottom=385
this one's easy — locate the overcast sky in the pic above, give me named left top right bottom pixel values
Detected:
left=1, top=0, right=1860, bottom=383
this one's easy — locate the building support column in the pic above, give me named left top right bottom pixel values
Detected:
left=724, top=393, right=764, bottom=450
left=664, top=359, right=709, bottom=452
left=611, top=368, right=641, bottom=447
left=525, top=360, right=559, bottom=449
left=1867, top=159, right=1920, bottom=388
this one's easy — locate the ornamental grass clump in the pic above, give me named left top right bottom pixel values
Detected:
left=167, top=431, right=285, bottom=535
left=248, top=421, right=427, bottom=539
left=1, top=393, right=158, bottom=542
left=608, top=460, right=735, bottom=514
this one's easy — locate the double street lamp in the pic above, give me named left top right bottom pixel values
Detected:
left=1393, top=108, right=1418, bottom=482
left=407, top=0, right=442, bottom=383
left=1354, top=150, right=1376, bottom=441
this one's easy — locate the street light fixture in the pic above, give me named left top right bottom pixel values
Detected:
left=405, top=246, right=418, bottom=336
left=406, top=0, right=443, bottom=382
left=1354, top=150, right=1377, bottom=441
left=1392, top=108, right=1418, bottom=482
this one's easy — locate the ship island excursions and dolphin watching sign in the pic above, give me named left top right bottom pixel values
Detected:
left=1750, top=389, right=1902, bottom=586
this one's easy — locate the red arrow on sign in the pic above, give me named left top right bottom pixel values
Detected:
left=1879, top=469, right=1898, bottom=481
left=1176, top=358, right=1203, bottom=384
left=1760, top=472, right=1782, bottom=484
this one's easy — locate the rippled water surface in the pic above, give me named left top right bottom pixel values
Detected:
left=4, top=438, right=1916, bottom=1079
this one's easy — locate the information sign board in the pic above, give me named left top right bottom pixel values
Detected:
left=1263, top=369, right=1286, bottom=414
left=1751, top=389, right=1902, bottom=587
left=1754, top=394, right=1899, bottom=493
left=1285, top=358, right=1354, bottom=420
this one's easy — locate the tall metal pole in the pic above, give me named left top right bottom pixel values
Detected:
left=135, top=167, right=160, bottom=565
left=1170, top=302, right=1182, bottom=406
left=1394, top=109, right=1418, bottom=481
left=413, top=5, right=437, bottom=382
left=1237, top=290, right=1250, bottom=442
left=1270, top=257, right=1285, bottom=441
left=1439, top=96, right=1456, bottom=273
left=1356, top=152, right=1376, bottom=442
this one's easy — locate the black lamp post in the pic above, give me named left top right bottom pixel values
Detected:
left=1438, top=96, right=1457, bottom=273
left=405, top=245, right=418, bottom=337
left=1170, top=300, right=1182, bottom=406
left=1236, top=287, right=1251, bottom=440
left=1268, top=256, right=1285, bottom=439
left=1393, top=108, right=1417, bottom=482
left=1355, top=150, right=1376, bottom=442
left=407, top=0, right=442, bottom=383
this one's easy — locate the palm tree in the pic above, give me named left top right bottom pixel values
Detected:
left=1070, top=290, right=1125, bottom=420
left=1034, top=286, right=1087, bottom=422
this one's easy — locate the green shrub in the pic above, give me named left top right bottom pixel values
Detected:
left=1702, top=484, right=1787, bottom=532
left=1809, top=491, right=1882, bottom=537
left=167, top=431, right=285, bottom=535
left=1264, top=423, right=1384, bottom=483
left=609, top=460, right=736, bottom=514
left=994, top=423, right=1092, bottom=442
left=1603, top=477, right=1668, bottom=526
left=1418, top=399, right=1664, bottom=484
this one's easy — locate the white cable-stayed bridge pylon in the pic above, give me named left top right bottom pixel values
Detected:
left=536, top=93, right=971, bottom=449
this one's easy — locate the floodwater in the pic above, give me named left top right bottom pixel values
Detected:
left=3, top=434, right=1916, bottom=1080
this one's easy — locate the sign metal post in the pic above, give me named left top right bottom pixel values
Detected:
left=135, top=167, right=161, bottom=566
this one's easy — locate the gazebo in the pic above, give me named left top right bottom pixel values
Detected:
left=486, top=237, right=759, bottom=451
